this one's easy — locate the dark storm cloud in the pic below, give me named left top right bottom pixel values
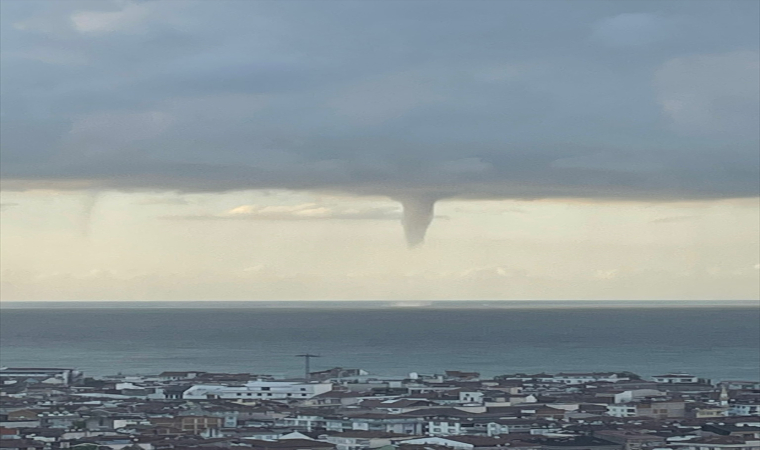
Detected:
left=1, top=0, right=759, bottom=201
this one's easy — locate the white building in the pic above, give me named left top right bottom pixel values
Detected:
left=731, top=404, right=760, bottom=417
left=613, top=389, right=666, bottom=404
left=607, top=404, right=639, bottom=418
left=320, top=431, right=409, bottom=450
left=552, top=373, right=627, bottom=385
left=459, top=392, right=484, bottom=404
left=486, top=420, right=533, bottom=436
left=158, top=371, right=203, bottom=381
left=400, top=437, right=474, bottom=450
left=428, top=420, right=462, bottom=436
left=721, top=381, right=760, bottom=391
left=182, top=381, right=332, bottom=401
left=652, top=373, right=700, bottom=384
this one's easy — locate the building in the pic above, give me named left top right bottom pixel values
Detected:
left=608, top=389, right=666, bottom=404
left=319, top=431, right=411, bottom=450
left=652, top=374, right=700, bottom=384
left=731, top=404, right=760, bottom=417
left=538, top=437, right=623, bottom=450
left=150, top=416, right=223, bottom=436
left=157, top=371, right=204, bottom=381
left=428, top=420, right=464, bottom=436
left=398, top=437, right=475, bottom=449
left=720, top=381, right=760, bottom=391
left=0, top=368, right=83, bottom=386
left=445, top=372, right=481, bottom=381
left=0, top=439, right=45, bottom=450
left=552, top=373, right=627, bottom=385
left=283, top=413, right=426, bottom=435
left=689, top=405, right=729, bottom=418
left=606, top=400, right=685, bottom=419
left=310, top=368, right=369, bottom=381
left=244, top=439, right=337, bottom=450
left=38, top=412, right=80, bottom=429
left=182, top=381, right=333, bottom=401
left=669, top=436, right=760, bottom=450
left=702, top=424, right=760, bottom=440
left=594, top=431, right=666, bottom=450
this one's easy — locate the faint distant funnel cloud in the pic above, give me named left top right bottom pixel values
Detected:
left=80, top=190, right=101, bottom=238
left=399, top=196, right=437, bottom=248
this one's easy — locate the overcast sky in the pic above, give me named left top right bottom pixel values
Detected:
left=1, top=0, right=758, bottom=301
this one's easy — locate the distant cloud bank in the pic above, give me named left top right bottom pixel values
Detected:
left=1, top=0, right=758, bottom=203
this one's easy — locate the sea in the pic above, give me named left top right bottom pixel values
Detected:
left=1, top=301, right=759, bottom=382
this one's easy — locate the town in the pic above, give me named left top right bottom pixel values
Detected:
left=1, top=367, right=759, bottom=450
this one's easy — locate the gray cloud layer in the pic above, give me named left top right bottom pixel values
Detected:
left=1, top=0, right=758, bottom=202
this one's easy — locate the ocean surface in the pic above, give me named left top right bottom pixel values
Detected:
left=1, top=301, right=759, bottom=382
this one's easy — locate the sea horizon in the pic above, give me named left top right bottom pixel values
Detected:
left=2, top=303, right=758, bottom=381
left=2, top=299, right=759, bottom=309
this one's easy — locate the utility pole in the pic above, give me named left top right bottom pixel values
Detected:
left=295, top=354, right=320, bottom=382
